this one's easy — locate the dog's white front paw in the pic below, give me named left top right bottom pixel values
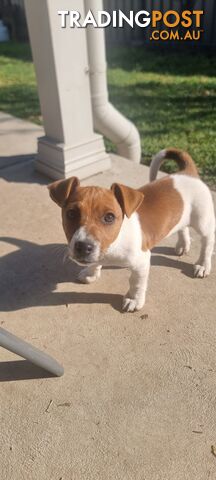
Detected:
left=122, top=296, right=145, bottom=312
left=78, top=266, right=101, bottom=284
left=193, top=264, right=210, bottom=278
left=78, top=272, right=98, bottom=284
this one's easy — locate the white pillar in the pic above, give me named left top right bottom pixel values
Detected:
left=24, top=0, right=110, bottom=179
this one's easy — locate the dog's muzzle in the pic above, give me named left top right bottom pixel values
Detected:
left=69, top=227, right=100, bottom=265
left=74, top=240, right=95, bottom=263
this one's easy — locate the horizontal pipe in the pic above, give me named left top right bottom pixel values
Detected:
left=0, top=327, right=64, bottom=377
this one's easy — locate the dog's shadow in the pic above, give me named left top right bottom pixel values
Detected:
left=151, top=245, right=194, bottom=278
left=0, top=237, right=193, bottom=314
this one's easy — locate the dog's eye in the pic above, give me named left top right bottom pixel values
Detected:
left=102, top=212, right=115, bottom=224
left=67, top=209, right=78, bottom=220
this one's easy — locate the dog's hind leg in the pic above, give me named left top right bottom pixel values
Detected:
left=193, top=205, right=215, bottom=278
left=194, top=230, right=215, bottom=278
left=175, top=227, right=191, bottom=256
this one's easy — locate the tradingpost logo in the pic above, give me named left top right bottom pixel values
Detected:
left=58, top=9, right=204, bottom=42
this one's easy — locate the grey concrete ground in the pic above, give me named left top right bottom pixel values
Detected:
left=0, top=112, right=216, bottom=480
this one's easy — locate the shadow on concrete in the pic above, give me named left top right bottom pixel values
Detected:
left=152, top=246, right=176, bottom=256
left=0, top=156, right=50, bottom=185
left=0, top=360, right=56, bottom=382
left=152, top=246, right=194, bottom=277
left=0, top=154, right=34, bottom=170
left=151, top=253, right=193, bottom=278
left=0, top=237, right=194, bottom=314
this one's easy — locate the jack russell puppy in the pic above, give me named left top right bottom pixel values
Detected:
left=49, top=148, right=215, bottom=312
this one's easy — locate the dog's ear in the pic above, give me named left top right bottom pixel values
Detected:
left=111, top=183, right=144, bottom=218
left=48, top=177, right=80, bottom=207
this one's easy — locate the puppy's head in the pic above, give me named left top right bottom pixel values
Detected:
left=48, top=177, right=143, bottom=265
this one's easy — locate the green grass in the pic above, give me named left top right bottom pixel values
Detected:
left=0, top=42, right=216, bottom=185
left=107, top=47, right=216, bottom=186
left=0, top=43, right=40, bottom=124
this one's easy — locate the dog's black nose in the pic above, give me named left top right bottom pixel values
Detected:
left=74, top=241, right=94, bottom=256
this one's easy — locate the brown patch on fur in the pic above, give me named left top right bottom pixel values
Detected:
left=164, top=148, right=199, bottom=177
left=62, top=186, right=123, bottom=253
left=138, top=177, right=184, bottom=250
left=111, top=183, right=144, bottom=217
left=48, top=177, right=80, bottom=207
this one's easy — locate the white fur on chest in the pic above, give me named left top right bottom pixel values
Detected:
left=103, top=212, right=143, bottom=267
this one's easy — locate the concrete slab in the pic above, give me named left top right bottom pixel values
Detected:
left=0, top=117, right=216, bottom=480
left=0, top=112, right=43, bottom=169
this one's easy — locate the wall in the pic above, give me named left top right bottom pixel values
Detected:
left=104, top=0, right=216, bottom=47
left=1, top=0, right=216, bottom=46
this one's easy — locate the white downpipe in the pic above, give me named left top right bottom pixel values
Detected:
left=84, top=0, right=141, bottom=163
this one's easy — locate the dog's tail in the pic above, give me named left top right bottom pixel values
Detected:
left=150, top=148, right=199, bottom=182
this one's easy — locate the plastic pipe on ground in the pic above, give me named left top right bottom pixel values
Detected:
left=0, top=327, right=64, bottom=377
